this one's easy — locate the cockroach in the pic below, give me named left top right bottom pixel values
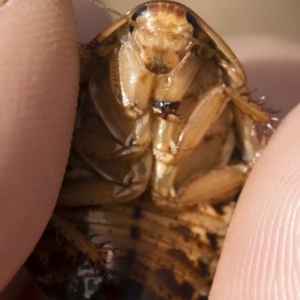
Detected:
left=26, top=1, right=274, bottom=299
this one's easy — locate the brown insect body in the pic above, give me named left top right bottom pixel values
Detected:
left=26, top=1, right=271, bottom=299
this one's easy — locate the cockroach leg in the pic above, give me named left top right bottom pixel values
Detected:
left=57, top=177, right=149, bottom=206
left=57, top=149, right=152, bottom=206
left=152, top=164, right=248, bottom=209
left=72, top=129, right=146, bottom=159
left=50, top=213, right=108, bottom=273
left=225, top=87, right=271, bottom=126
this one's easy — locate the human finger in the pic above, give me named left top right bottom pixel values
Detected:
left=0, top=0, right=79, bottom=290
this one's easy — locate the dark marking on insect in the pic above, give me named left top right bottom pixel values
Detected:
left=154, top=269, right=195, bottom=300
left=152, top=100, right=182, bottom=119
left=198, top=260, right=210, bottom=277
left=206, top=232, right=218, bottom=250
left=186, top=11, right=199, bottom=38
left=130, top=226, right=141, bottom=240
left=197, top=296, right=208, bottom=300
left=211, top=202, right=227, bottom=215
left=167, top=248, right=191, bottom=265
left=125, top=248, right=137, bottom=263
left=173, top=225, right=198, bottom=242
left=229, top=146, right=244, bottom=163
left=130, top=4, right=147, bottom=32
left=95, top=277, right=145, bottom=300
left=132, top=204, right=143, bottom=219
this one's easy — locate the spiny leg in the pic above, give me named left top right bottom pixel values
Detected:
left=58, top=150, right=152, bottom=206
left=152, top=164, right=248, bottom=210
left=50, top=213, right=108, bottom=273
left=225, top=86, right=271, bottom=125
left=152, top=84, right=270, bottom=209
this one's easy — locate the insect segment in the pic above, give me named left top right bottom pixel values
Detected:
left=26, top=1, right=273, bottom=300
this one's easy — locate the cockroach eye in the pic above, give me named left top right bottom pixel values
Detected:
left=130, top=4, right=148, bottom=32
left=186, top=11, right=199, bottom=38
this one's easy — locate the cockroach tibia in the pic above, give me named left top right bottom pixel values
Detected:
left=26, top=1, right=273, bottom=299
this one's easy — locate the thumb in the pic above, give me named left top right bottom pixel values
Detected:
left=0, top=0, right=79, bottom=290
left=209, top=37, right=300, bottom=299
left=210, top=104, right=300, bottom=299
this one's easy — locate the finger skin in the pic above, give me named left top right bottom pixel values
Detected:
left=0, top=0, right=79, bottom=291
left=0, top=267, right=47, bottom=300
left=210, top=104, right=300, bottom=298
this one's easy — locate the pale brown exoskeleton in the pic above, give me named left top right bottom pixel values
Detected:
left=27, top=1, right=274, bottom=299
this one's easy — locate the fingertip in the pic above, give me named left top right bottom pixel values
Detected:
left=210, top=104, right=300, bottom=299
left=0, top=0, right=79, bottom=290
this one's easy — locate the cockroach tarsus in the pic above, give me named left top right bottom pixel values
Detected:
left=26, top=1, right=274, bottom=299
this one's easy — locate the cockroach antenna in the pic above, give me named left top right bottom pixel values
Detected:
left=84, top=0, right=124, bottom=17
left=84, top=0, right=139, bottom=28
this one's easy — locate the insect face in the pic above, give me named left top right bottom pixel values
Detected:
left=130, top=2, right=198, bottom=73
